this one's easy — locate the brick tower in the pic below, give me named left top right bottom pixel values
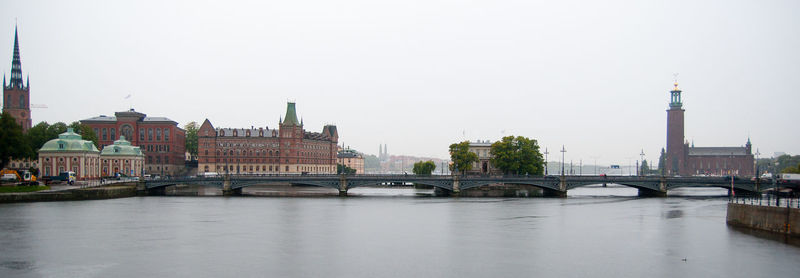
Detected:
left=665, top=82, right=685, bottom=176
left=2, top=25, right=31, bottom=132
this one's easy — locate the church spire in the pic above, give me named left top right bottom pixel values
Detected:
left=10, top=24, right=23, bottom=89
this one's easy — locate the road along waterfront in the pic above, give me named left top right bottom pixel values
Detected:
left=0, top=187, right=798, bottom=277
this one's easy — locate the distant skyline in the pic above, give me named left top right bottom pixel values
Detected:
left=2, top=0, right=799, bottom=165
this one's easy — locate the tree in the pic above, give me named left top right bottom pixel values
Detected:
left=449, top=141, right=478, bottom=174
left=69, top=121, right=98, bottom=148
left=0, top=112, right=30, bottom=169
left=640, top=159, right=651, bottom=175
left=412, top=160, right=436, bottom=175
left=776, top=154, right=800, bottom=173
left=184, top=121, right=199, bottom=160
left=337, top=163, right=356, bottom=175
left=26, top=122, right=53, bottom=158
left=364, top=154, right=380, bottom=173
left=782, top=163, right=800, bottom=174
left=489, top=135, right=544, bottom=175
left=657, top=148, right=666, bottom=175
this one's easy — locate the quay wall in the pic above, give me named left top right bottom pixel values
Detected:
left=727, top=203, right=800, bottom=236
left=0, top=183, right=138, bottom=203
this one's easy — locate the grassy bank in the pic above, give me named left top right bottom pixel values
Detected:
left=0, top=186, right=51, bottom=193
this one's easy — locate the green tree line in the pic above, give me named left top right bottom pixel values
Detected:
left=1, top=112, right=97, bottom=169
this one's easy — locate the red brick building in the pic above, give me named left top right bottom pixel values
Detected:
left=81, top=109, right=186, bottom=176
left=2, top=25, right=31, bottom=131
left=198, top=102, right=339, bottom=175
left=665, top=82, right=754, bottom=176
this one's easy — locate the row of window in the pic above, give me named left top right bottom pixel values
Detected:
left=144, top=144, right=171, bottom=153
left=146, top=156, right=170, bottom=164
left=207, top=164, right=334, bottom=173
left=94, top=127, right=171, bottom=142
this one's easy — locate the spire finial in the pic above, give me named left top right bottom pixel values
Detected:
left=672, top=73, right=679, bottom=90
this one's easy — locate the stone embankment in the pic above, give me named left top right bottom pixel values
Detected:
left=0, top=183, right=138, bottom=203
left=727, top=203, right=799, bottom=237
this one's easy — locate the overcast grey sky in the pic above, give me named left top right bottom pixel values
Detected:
left=2, top=0, right=799, bottom=165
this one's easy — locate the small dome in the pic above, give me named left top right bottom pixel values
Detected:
left=39, top=128, right=100, bottom=153
left=101, top=136, right=143, bottom=156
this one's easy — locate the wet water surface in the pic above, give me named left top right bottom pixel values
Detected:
left=1, top=187, right=798, bottom=277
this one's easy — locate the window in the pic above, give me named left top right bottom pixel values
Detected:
left=94, top=128, right=99, bottom=137
left=164, top=129, right=170, bottom=141
left=205, top=150, right=209, bottom=156
left=148, top=128, right=153, bottom=141
left=110, top=128, right=116, bottom=141
left=121, top=125, right=133, bottom=141
left=156, top=129, right=161, bottom=141
left=140, top=129, right=145, bottom=141
left=102, top=128, right=108, bottom=140
left=19, top=95, right=24, bottom=108
left=165, top=157, right=169, bottom=164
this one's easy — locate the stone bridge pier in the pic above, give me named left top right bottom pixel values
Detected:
left=222, top=175, right=242, bottom=196
left=636, top=177, right=667, bottom=197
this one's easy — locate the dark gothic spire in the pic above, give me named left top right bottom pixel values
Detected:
left=10, top=25, right=23, bottom=89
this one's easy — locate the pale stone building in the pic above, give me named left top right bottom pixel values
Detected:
left=38, top=128, right=101, bottom=180
left=338, top=148, right=365, bottom=174
left=100, top=136, right=145, bottom=177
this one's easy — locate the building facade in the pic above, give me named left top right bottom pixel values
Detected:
left=38, top=128, right=101, bottom=180
left=99, top=136, right=145, bottom=177
left=466, top=140, right=501, bottom=175
left=198, top=102, right=339, bottom=175
left=664, top=82, right=755, bottom=176
left=81, top=109, right=186, bottom=176
left=338, top=148, right=365, bottom=174
left=2, top=25, right=31, bottom=132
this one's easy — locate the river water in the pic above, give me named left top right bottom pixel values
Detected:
left=1, top=186, right=798, bottom=278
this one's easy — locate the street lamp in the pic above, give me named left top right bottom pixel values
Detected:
left=560, top=145, right=566, bottom=176
left=639, top=149, right=645, bottom=176
left=543, top=148, right=549, bottom=176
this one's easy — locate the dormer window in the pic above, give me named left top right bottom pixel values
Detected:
left=59, top=143, right=64, bottom=149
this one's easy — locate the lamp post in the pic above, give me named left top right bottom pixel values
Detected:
left=560, top=145, right=566, bottom=176
left=544, top=148, right=549, bottom=176
left=639, top=149, right=645, bottom=176
left=754, top=149, right=760, bottom=178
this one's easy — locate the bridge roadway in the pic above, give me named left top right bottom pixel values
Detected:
left=142, top=174, right=772, bottom=197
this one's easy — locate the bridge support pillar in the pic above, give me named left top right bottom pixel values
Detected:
left=147, top=186, right=166, bottom=196
left=339, top=175, right=348, bottom=197
left=637, top=188, right=667, bottom=197
left=222, top=175, right=240, bottom=196
left=136, top=181, right=147, bottom=196
left=452, top=176, right=461, bottom=197
left=638, top=178, right=668, bottom=197
left=542, top=176, right=567, bottom=197
left=542, top=188, right=566, bottom=198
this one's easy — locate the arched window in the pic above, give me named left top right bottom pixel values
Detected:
left=118, top=125, right=132, bottom=141
left=19, top=95, right=25, bottom=108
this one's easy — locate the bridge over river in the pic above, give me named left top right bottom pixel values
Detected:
left=142, top=174, right=774, bottom=197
